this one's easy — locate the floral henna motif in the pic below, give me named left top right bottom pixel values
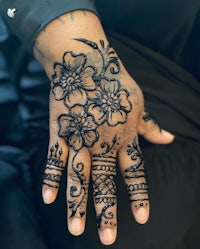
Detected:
left=58, top=106, right=98, bottom=151
left=88, top=79, right=132, bottom=126
left=52, top=51, right=96, bottom=108
left=51, top=39, right=133, bottom=149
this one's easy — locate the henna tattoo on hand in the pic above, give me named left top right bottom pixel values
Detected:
left=124, top=138, right=144, bottom=178
left=51, top=39, right=132, bottom=147
left=58, top=106, right=99, bottom=151
left=68, top=152, right=87, bottom=218
left=48, top=39, right=136, bottom=225
left=43, top=142, right=64, bottom=188
left=92, top=137, right=118, bottom=228
left=124, top=138, right=149, bottom=207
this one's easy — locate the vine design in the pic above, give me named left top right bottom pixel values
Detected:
left=68, top=152, right=87, bottom=218
left=124, top=138, right=149, bottom=207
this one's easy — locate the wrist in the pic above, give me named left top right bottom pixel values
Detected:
left=33, top=10, right=107, bottom=72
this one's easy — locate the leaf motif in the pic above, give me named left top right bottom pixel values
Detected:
left=74, top=38, right=98, bottom=49
left=112, top=135, right=117, bottom=145
left=100, top=39, right=105, bottom=48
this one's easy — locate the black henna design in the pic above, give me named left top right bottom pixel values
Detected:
left=124, top=138, right=144, bottom=178
left=50, top=39, right=134, bottom=223
left=58, top=106, right=98, bottom=152
left=75, top=38, right=135, bottom=132
left=93, top=170, right=117, bottom=228
left=143, top=108, right=158, bottom=126
left=68, top=152, right=87, bottom=218
left=93, top=136, right=118, bottom=157
left=43, top=173, right=61, bottom=183
left=126, top=183, right=149, bottom=204
left=93, top=165, right=116, bottom=172
left=51, top=51, right=96, bottom=108
left=74, top=38, right=121, bottom=77
left=96, top=197, right=117, bottom=228
left=125, top=138, right=149, bottom=205
left=43, top=143, right=64, bottom=189
left=51, top=39, right=132, bottom=137
left=126, top=182, right=148, bottom=193
left=93, top=174, right=116, bottom=196
left=92, top=137, right=118, bottom=228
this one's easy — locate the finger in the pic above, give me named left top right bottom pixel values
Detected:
left=92, top=140, right=118, bottom=246
left=118, top=136, right=149, bottom=224
left=42, top=136, right=68, bottom=204
left=67, top=147, right=90, bottom=236
left=138, top=108, right=174, bottom=144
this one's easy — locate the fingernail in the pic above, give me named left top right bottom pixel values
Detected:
left=134, top=207, right=149, bottom=224
left=69, top=218, right=83, bottom=236
left=161, top=129, right=175, bottom=140
left=43, top=188, right=53, bottom=204
left=99, top=228, right=116, bottom=245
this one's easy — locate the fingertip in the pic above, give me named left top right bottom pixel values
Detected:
left=68, top=218, right=85, bottom=236
left=142, top=128, right=175, bottom=144
left=160, top=129, right=175, bottom=142
left=99, top=228, right=117, bottom=245
left=134, top=206, right=149, bottom=224
left=42, top=187, right=56, bottom=204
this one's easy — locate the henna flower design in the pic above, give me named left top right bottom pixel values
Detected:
left=88, top=79, right=132, bottom=126
left=58, top=106, right=98, bottom=151
left=52, top=51, right=96, bottom=107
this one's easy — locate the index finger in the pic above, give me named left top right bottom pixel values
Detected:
left=118, top=136, right=150, bottom=224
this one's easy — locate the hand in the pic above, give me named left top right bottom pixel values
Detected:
left=34, top=11, right=174, bottom=246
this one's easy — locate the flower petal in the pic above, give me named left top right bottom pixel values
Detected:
left=52, top=84, right=65, bottom=100
left=71, top=105, right=85, bottom=117
left=88, top=104, right=106, bottom=124
left=84, top=130, right=98, bottom=147
left=118, top=90, right=132, bottom=112
left=81, top=66, right=96, bottom=90
left=63, top=52, right=86, bottom=74
left=58, top=114, right=74, bottom=137
left=53, top=63, right=64, bottom=81
left=100, top=79, right=119, bottom=93
left=108, top=110, right=127, bottom=126
left=69, top=134, right=83, bottom=151
left=65, top=89, right=87, bottom=108
left=86, top=116, right=98, bottom=130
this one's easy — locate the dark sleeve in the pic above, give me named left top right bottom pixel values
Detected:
left=0, top=0, right=98, bottom=53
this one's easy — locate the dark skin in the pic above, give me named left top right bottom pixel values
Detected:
left=33, top=10, right=174, bottom=245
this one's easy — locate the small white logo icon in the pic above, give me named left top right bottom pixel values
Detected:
left=7, top=8, right=16, bottom=19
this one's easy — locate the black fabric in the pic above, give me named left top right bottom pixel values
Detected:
left=0, top=0, right=98, bottom=53
left=0, top=35, right=25, bottom=146
left=0, top=147, right=48, bottom=249
left=95, top=0, right=200, bottom=80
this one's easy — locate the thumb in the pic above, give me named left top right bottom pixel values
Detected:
left=138, top=109, right=174, bottom=144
